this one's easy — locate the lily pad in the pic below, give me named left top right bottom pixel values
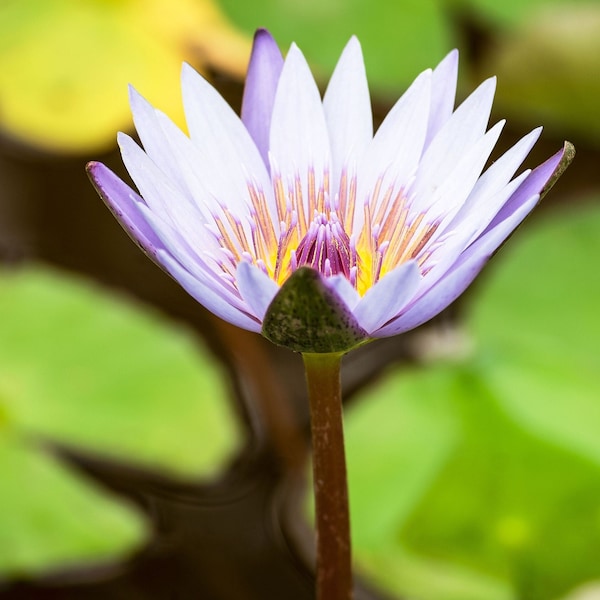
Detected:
left=0, top=265, right=243, bottom=576
left=0, top=430, right=147, bottom=578
left=347, top=201, right=600, bottom=599
left=0, top=265, right=241, bottom=478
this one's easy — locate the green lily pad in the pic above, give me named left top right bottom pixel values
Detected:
left=0, top=431, right=147, bottom=578
left=0, top=266, right=241, bottom=478
left=347, top=201, right=600, bottom=599
left=0, top=265, right=242, bottom=576
left=219, top=0, right=452, bottom=91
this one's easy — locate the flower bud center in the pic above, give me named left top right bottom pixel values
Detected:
left=293, top=212, right=355, bottom=281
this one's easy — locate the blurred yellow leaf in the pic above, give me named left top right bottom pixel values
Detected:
left=0, top=0, right=250, bottom=153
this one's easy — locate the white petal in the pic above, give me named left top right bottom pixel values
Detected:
left=324, top=274, right=361, bottom=310
left=181, top=63, right=272, bottom=216
left=420, top=120, right=506, bottom=228
left=411, top=77, right=497, bottom=214
left=118, top=133, right=215, bottom=252
left=269, top=43, right=330, bottom=220
left=128, top=87, right=185, bottom=186
left=323, top=36, right=373, bottom=190
left=236, top=261, right=279, bottom=321
left=450, top=127, right=542, bottom=239
left=353, top=261, right=421, bottom=334
left=454, top=169, right=531, bottom=248
left=354, top=69, right=432, bottom=233
left=425, top=49, right=459, bottom=147
left=139, top=205, right=225, bottom=287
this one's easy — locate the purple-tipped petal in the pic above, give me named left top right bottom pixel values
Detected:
left=485, top=144, right=570, bottom=234
left=236, top=261, right=280, bottom=321
left=241, top=29, right=284, bottom=168
left=353, top=261, right=421, bottom=335
left=375, top=146, right=573, bottom=338
left=88, top=162, right=259, bottom=332
left=87, top=162, right=163, bottom=259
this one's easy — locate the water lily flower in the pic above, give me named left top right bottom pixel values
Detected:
left=87, top=30, right=571, bottom=353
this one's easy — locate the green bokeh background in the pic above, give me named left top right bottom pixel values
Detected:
left=0, top=0, right=599, bottom=598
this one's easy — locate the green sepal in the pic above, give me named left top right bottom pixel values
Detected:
left=262, top=267, right=368, bottom=354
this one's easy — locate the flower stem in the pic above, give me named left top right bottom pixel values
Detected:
left=303, top=352, right=353, bottom=600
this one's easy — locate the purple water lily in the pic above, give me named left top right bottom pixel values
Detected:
left=88, top=29, right=569, bottom=345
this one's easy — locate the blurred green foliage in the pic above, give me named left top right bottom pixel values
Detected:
left=0, top=267, right=241, bottom=575
left=347, top=201, right=600, bottom=600
left=0, top=433, right=147, bottom=578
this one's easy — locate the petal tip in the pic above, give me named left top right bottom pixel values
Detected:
left=540, top=140, right=575, bottom=200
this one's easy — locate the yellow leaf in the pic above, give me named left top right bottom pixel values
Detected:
left=0, top=0, right=250, bottom=154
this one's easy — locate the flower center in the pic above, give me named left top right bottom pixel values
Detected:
left=208, top=168, right=438, bottom=298
left=292, top=211, right=356, bottom=284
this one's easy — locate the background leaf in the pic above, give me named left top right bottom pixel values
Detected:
left=0, top=265, right=243, bottom=576
left=0, top=431, right=147, bottom=578
left=0, top=266, right=241, bottom=477
left=0, top=0, right=250, bottom=152
left=480, top=4, right=600, bottom=144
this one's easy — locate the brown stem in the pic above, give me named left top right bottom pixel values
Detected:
left=303, top=352, right=353, bottom=600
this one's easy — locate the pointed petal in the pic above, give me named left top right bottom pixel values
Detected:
left=236, top=261, right=280, bottom=321
left=449, top=127, right=542, bottom=242
left=117, top=132, right=212, bottom=250
left=411, top=77, right=497, bottom=213
left=241, top=29, right=284, bottom=168
left=181, top=63, right=271, bottom=212
left=128, top=87, right=184, bottom=185
left=486, top=144, right=572, bottom=233
left=353, top=261, right=421, bottom=334
left=269, top=43, right=330, bottom=213
left=355, top=69, right=432, bottom=232
left=158, top=250, right=261, bottom=332
left=323, top=36, right=373, bottom=188
left=421, top=120, right=505, bottom=227
left=86, top=161, right=163, bottom=259
left=425, top=49, right=458, bottom=147
left=374, top=143, right=575, bottom=339
left=324, top=274, right=361, bottom=310
left=88, top=162, right=259, bottom=332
